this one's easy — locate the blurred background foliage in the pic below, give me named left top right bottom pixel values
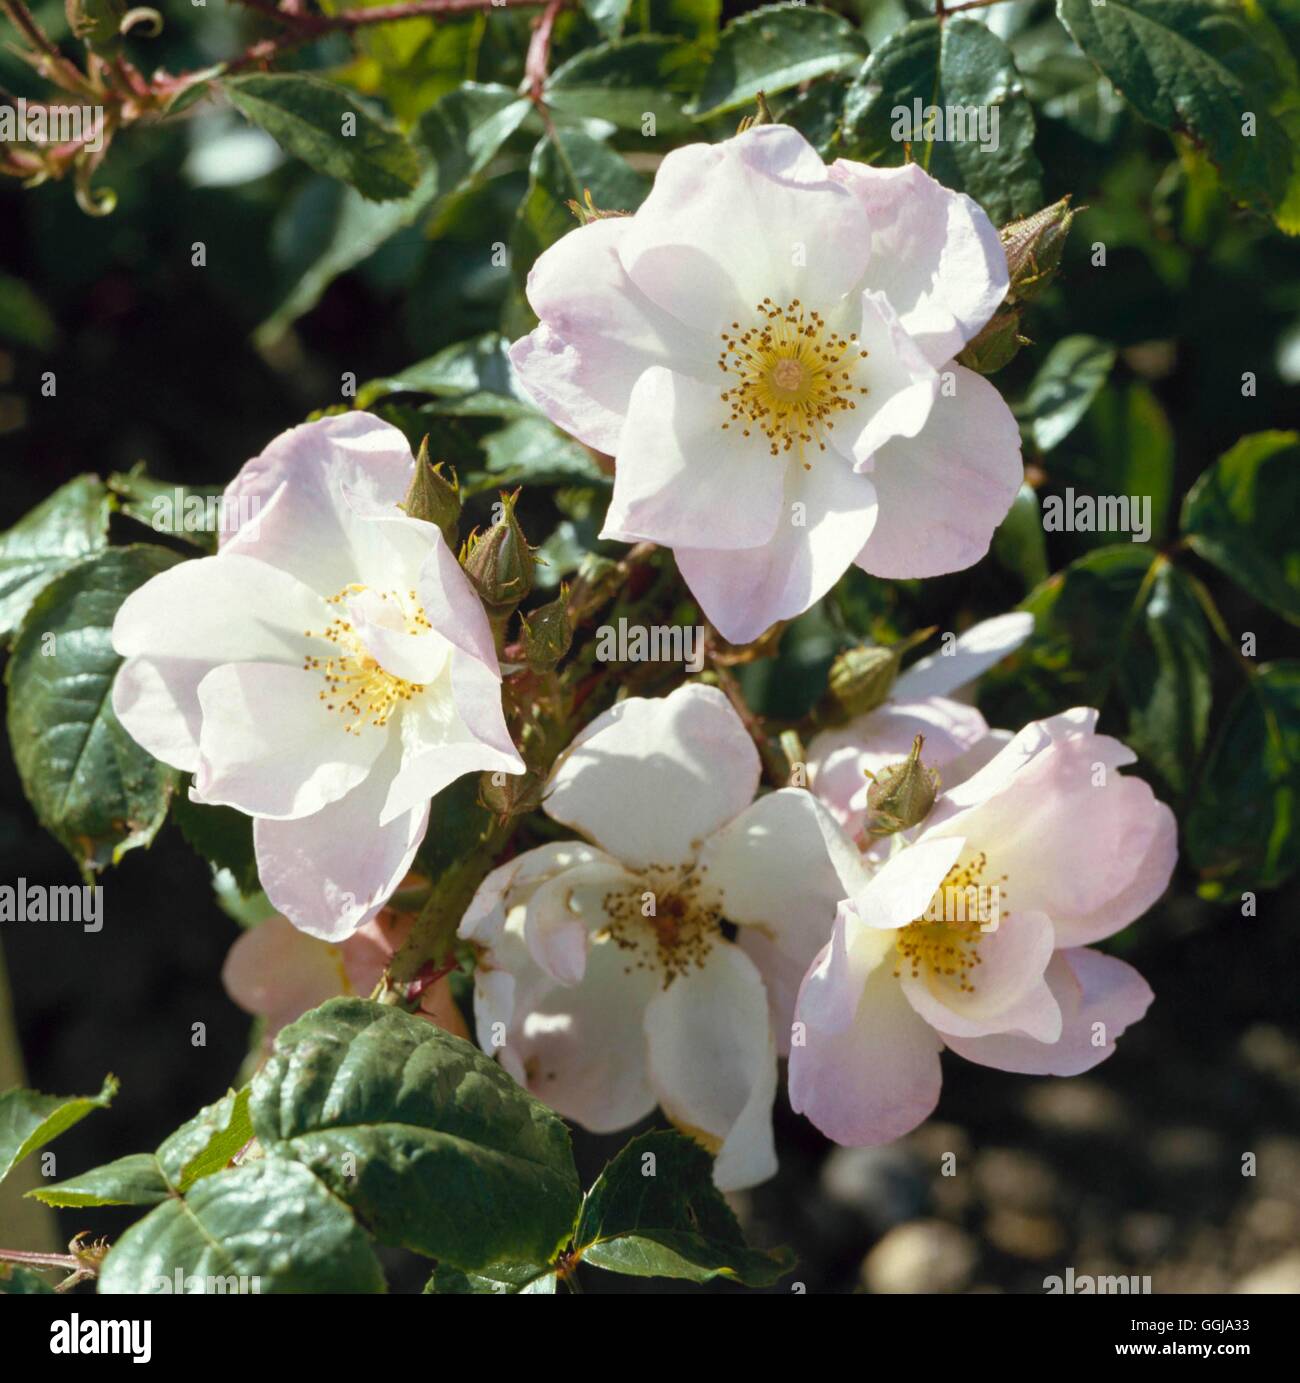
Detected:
left=2, top=0, right=1299, bottom=1291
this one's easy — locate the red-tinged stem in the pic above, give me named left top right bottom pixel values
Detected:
left=524, top=0, right=567, bottom=104
left=0, top=0, right=96, bottom=95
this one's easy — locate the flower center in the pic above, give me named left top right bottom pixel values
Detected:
left=718, top=297, right=869, bottom=466
left=303, top=584, right=430, bottom=735
left=892, top=852, right=1007, bottom=994
left=598, top=864, right=723, bottom=989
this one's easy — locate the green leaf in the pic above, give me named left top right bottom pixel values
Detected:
left=480, top=417, right=606, bottom=488
left=415, top=82, right=533, bottom=192
left=1056, top=0, right=1292, bottom=212
left=107, top=470, right=224, bottom=553
left=0, top=1266, right=56, bottom=1293
left=1022, top=335, right=1117, bottom=451
left=992, top=482, right=1050, bottom=591
left=843, top=18, right=1044, bottom=224
left=172, top=794, right=259, bottom=896
left=0, top=1076, right=117, bottom=1186
left=1181, top=431, right=1300, bottom=625
left=548, top=36, right=704, bottom=136
left=5, top=545, right=182, bottom=873
left=249, top=998, right=581, bottom=1271
left=35, top=1089, right=254, bottom=1208
left=690, top=3, right=867, bottom=119
left=1186, top=660, right=1300, bottom=893
left=0, top=476, right=110, bottom=641
left=225, top=73, right=422, bottom=202
left=156, top=1088, right=254, bottom=1193
left=425, top=1261, right=557, bottom=1293
left=574, top=1131, right=794, bottom=1285
left=512, top=131, right=648, bottom=285
left=358, top=332, right=536, bottom=415
left=97, top=1157, right=385, bottom=1294
left=1116, top=562, right=1212, bottom=795
left=580, top=0, right=631, bottom=42
left=31, top=1153, right=170, bottom=1209
left=0, top=270, right=58, bottom=351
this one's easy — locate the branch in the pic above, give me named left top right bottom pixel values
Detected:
left=704, top=629, right=789, bottom=788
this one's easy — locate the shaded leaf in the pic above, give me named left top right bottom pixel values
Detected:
left=5, top=545, right=182, bottom=872
left=690, top=4, right=867, bottom=119
left=98, top=1157, right=385, bottom=1293
left=1186, top=660, right=1300, bottom=893
left=0, top=476, right=110, bottom=641
left=843, top=18, right=1044, bottom=224
left=0, top=1076, right=117, bottom=1186
left=425, top=1261, right=557, bottom=1293
left=1057, top=0, right=1292, bottom=212
left=250, top=999, right=581, bottom=1270
left=225, top=73, right=422, bottom=202
left=1181, top=431, right=1300, bottom=625
left=1023, top=334, right=1117, bottom=451
left=548, top=36, right=704, bottom=136
left=574, top=1130, right=794, bottom=1285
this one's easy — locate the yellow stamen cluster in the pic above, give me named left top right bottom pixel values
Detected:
left=893, top=852, right=1009, bottom=994
left=303, top=585, right=431, bottom=735
left=718, top=297, right=869, bottom=466
left=598, top=865, right=723, bottom=989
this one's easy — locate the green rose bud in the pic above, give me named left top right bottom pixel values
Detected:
left=865, top=734, right=940, bottom=837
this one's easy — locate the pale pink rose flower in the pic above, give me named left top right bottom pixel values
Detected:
left=223, top=909, right=469, bottom=1053
left=111, top=413, right=523, bottom=941
left=789, top=709, right=1176, bottom=1147
left=510, top=124, right=1022, bottom=643
left=460, top=683, right=866, bottom=1190
left=808, top=613, right=1033, bottom=839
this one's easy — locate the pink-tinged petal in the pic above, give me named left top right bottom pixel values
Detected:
left=828, top=160, right=1008, bottom=367
left=380, top=655, right=522, bottom=825
left=417, top=536, right=502, bottom=674
left=111, top=554, right=328, bottom=664
left=254, top=734, right=429, bottom=941
left=111, top=657, right=205, bottom=774
left=834, top=290, right=939, bottom=465
left=675, top=452, right=877, bottom=645
left=854, top=836, right=965, bottom=931
left=222, top=914, right=347, bottom=1036
left=933, top=707, right=1107, bottom=816
left=193, top=662, right=384, bottom=819
left=511, top=217, right=714, bottom=454
left=945, top=948, right=1153, bottom=1076
left=699, top=788, right=869, bottom=1049
left=644, top=943, right=778, bottom=1190
left=618, top=125, right=871, bottom=332
left=855, top=366, right=1022, bottom=578
left=808, top=697, right=989, bottom=835
left=934, top=722, right=1163, bottom=920
left=893, top=612, right=1035, bottom=702
left=522, top=857, right=639, bottom=986
left=221, top=413, right=416, bottom=596
left=512, top=937, right=660, bottom=1133
left=545, top=684, right=760, bottom=868
left=789, top=931, right=943, bottom=1147
left=937, top=729, right=1014, bottom=792
left=1051, top=791, right=1177, bottom=947
left=901, top=907, right=1059, bottom=1040
left=111, top=554, right=331, bottom=773
left=600, top=368, right=785, bottom=549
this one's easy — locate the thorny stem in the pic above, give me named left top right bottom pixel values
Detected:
left=524, top=0, right=567, bottom=104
